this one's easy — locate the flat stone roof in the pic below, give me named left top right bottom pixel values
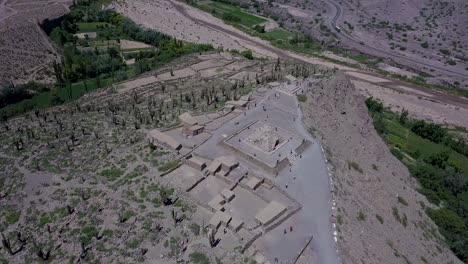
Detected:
left=148, top=129, right=181, bottom=150
left=206, top=160, right=222, bottom=173
left=209, top=211, right=232, bottom=228
left=189, top=125, right=204, bottom=131
left=255, top=201, right=286, bottom=226
left=208, top=194, right=225, bottom=212
left=226, top=100, right=248, bottom=107
left=179, top=112, right=198, bottom=126
left=216, top=156, right=238, bottom=169
left=229, top=218, right=244, bottom=232
left=188, top=156, right=206, bottom=167
left=285, top=74, right=297, bottom=81
left=221, top=188, right=235, bottom=202
left=246, top=177, right=262, bottom=190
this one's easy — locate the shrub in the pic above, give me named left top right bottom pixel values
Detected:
left=410, top=120, right=447, bottom=143
left=397, top=196, right=408, bottom=206
left=390, top=147, right=404, bottom=160
left=240, top=49, right=253, bottom=60
left=189, top=223, right=201, bottom=236
left=4, top=212, right=20, bottom=225
left=158, top=160, right=179, bottom=172
left=297, top=94, right=307, bottom=102
left=100, top=167, right=124, bottom=181
left=222, top=13, right=241, bottom=23
left=420, top=41, right=429, bottom=48
left=253, top=24, right=265, bottom=33
left=365, top=97, right=383, bottom=113
left=347, top=161, right=363, bottom=173
left=440, top=49, right=450, bottom=55
left=376, top=214, right=384, bottom=224
left=392, top=206, right=401, bottom=223
left=447, top=60, right=456, bottom=65
left=357, top=211, right=366, bottom=221
left=190, top=252, right=210, bottom=264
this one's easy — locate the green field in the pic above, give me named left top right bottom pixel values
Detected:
left=264, top=29, right=293, bottom=40
left=0, top=69, right=137, bottom=117
left=202, top=1, right=266, bottom=27
left=78, top=22, right=112, bottom=33
left=382, top=117, right=468, bottom=178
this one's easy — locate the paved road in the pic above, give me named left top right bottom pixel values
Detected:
left=169, top=0, right=468, bottom=111
left=326, top=0, right=468, bottom=80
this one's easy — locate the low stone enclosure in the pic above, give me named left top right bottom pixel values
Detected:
left=165, top=151, right=301, bottom=253
left=223, top=120, right=310, bottom=175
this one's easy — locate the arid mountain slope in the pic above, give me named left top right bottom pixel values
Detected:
left=301, top=72, right=462, bottom=263
left=0, top=0, right=70, bottom=84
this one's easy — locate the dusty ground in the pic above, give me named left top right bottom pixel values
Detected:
left=112, top=0, right=276, bottom=58
left=262, top=0, right=468, bottom=87
left=301, top=73, right=462, bottom=264
left=0, top=0, right=71, bottom=84
left=115, top=0, right=468, bottom=133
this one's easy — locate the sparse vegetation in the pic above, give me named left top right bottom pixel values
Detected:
left=297, top=94, right=307, bottom=102
left=240, top=49, right=254, bottom=60
left=397, top=196, right=408, bottom=206
left=1, top=0, right=212, bottom=118
left=190, top=252, right=210, bottom=264
left=367, top=98, right=468, bottom=261
left=376, top=214, right=384, bottom=224
left=158, top=160, right=180, bottom=172
left=4, top=212, right=20, bottom=225
left=357, top=211, right=366, bottom=221
left=347, top=161, right=363, bottom=173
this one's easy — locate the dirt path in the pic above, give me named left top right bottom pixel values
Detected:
left=168, top=0, right=468, bottom=111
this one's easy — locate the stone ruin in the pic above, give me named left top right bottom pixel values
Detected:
left=246, top=123, right=284, bottom=153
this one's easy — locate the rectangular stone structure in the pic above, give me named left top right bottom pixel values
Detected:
left=255, top=201, right=286, bottom=226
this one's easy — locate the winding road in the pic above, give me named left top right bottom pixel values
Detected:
left=169, top=0, right=468, bottom=111
left=326, top=0, right=468, bottom=80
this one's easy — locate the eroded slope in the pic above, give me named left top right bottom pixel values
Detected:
left=301, top=72, right=461, bottom=263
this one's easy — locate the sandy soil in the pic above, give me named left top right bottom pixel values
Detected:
left=122, top=0, right=468, bottom=131
left=354, top=80, right=468, bottom=129
left=113, top=0, right=277, bottom=58
left=378, top=63, right=417, bottom=78
left=321, top=51, right=359, bottom=65
left=345, top=72, right=389, bottom=83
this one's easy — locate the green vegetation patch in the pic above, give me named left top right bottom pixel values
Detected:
left=190, top=252, right=210, bottom=264
left=77, top=22, right=112, bottom=33
left=297, top=94, right=307, bottom=102
left=366, top=97, right=468, bottom=262
left=4, top=211, right=20, bottom=225
left=264, top=29, right=293, bottom=40
left=205, top=1, right=266, bottom=27
left=1, top=1, right=213, bottom=118
left=158, top=160, right=180, bottom=172
left=100, top=167, right=124, bottom=181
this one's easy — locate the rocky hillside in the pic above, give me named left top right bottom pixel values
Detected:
left=301, top=72, right=462, bottom=264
